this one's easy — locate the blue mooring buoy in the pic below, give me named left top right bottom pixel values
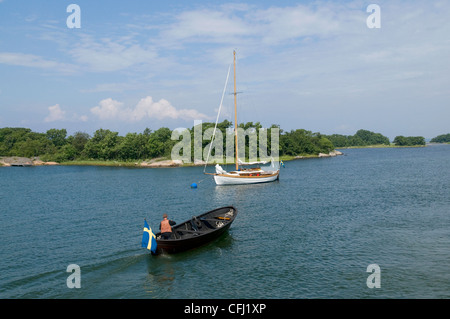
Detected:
left=190, top=183, right=197, bottom=189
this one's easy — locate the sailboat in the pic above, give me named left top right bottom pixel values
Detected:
left=204, top=51, right=280, bottom=186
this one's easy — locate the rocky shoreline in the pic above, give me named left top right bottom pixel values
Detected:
left=136, top=150, right=344, bottom=167
left=139, top=159, right=184, bottom=167
left=297, top=150, right=343, bottom=159
left=0, top=150, right=343, bottom=168
left=0, top=157, right=59, bottom=167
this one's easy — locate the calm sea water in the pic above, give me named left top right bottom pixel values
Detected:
left=0, top=145, right=449, bottom=299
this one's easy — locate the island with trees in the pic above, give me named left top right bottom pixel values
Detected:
left=430, top=133, right=450, bottom=144
left=0, top=123, right=438, bottom=167
left=325, top=129, right=390, bottom=148
left=392, top=136, right=426, bottom=146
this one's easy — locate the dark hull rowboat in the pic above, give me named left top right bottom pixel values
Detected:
left=153, top=206, right=237, bottom=254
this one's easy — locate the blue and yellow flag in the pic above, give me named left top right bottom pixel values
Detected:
left=280, top=160, right=285, bottom=168
left=142, top=219, right=157, bottom=253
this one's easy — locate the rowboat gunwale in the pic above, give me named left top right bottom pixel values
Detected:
left=153, top=206, right=237, bottom=254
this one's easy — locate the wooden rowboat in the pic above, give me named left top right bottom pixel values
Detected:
left=153, top=206, right=237, bottom=255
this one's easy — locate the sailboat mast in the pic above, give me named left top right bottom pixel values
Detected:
left=233, top=50, right=238, bottom=171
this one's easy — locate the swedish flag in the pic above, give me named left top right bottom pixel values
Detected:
left=142, top=219, right=157, bottom=253
left=280, top=160, right=285, bottom=168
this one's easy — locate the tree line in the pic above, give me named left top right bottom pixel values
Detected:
left=0, top=127, right=175, bottom=162
left=430, top=133, right=450, bottom=143
left=0, top=124, right=435, bottom=163
left=392, top=136, right=426, bottom=146
left=326, top=129, right=390, bottom=147
left=0, top=123, right=332, bottom=162
left=326, top=129, right=426, bottom=147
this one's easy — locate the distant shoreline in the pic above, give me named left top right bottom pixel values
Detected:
left=0, top=144, right=444, bottom=168
left=0, top=151, right=342, bottom=168
left=336, top=144, right=428, bottom=149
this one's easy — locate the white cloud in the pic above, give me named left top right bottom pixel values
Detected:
left=132, top=96, right=210, bottom=121
left=45, top=104, right=66, bottom=122
left=131, top=97, right=175, bottom=121
left=44, top=104, right=89, bottom=123
left=90, top=96, right=210, bottom=122
left=90, top=98, right=123, bottom=120
left=0, top=52, right=76, bottom=73
left=163, top=9, right=253, bottom=43
left=160, top=3, right=348, bottom=48
left=250, top=4, right=342, bottom=45
left=69, top=36, right=157, bottom=72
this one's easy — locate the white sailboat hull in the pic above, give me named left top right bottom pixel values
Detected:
left=213, top=171, right=279, bottom=185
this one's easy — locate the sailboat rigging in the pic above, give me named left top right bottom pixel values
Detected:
left=204, top=51, right=280, bottom=186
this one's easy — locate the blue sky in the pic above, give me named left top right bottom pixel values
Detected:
left=0, top=0, right=449, bottom=140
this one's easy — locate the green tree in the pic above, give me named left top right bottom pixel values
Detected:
left=0, top=128, right=33, bottom=155
left=46, top=129, right=67, bottom=147
left=14, top=138, right=45, bottom=157
left=71, top=131, right=90, bottom=155
left=393, top=136, right=425, bottom=146
left=326, top=134, right=350, bottom=148
left=316, top=136, right=334, bottom=153
left=281, top=129, right=318, bottom=156
left=83, top=129, right=120, bottom=160
left=116, top=132, right=149, bottom=160
left=355, top=129, right=390, bottom=145
left=326, top=130, right=389, bottom=147
left=54, top=144, right=78, bottom=162
left=393, top=135, right=407, bottom=146
left=148, top=127, right=173, bottom=158
left=143, top=128, right=152, bottom=136
left=5, top=130, right=53, bottom=157
left=431, top=133, right=450, bottom=143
